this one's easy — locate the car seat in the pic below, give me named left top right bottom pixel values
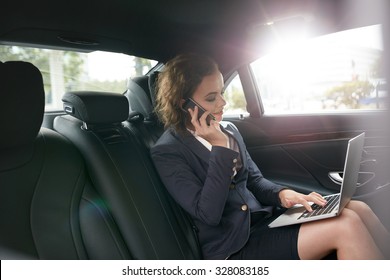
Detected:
left=0, top=61, right=130, bottom=259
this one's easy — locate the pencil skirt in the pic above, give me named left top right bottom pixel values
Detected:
left=229, top=210, right=301, bottom=260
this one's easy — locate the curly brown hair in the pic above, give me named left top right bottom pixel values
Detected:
left=155, top=53, right=219, bottom=132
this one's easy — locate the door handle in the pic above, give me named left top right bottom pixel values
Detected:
left=328, top=172, right=343, bottom=185
left=360, top=159, right=377, bottom=165
left=329, top=171, right=375, bottom=187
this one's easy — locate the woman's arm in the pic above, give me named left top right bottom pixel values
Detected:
left=151, top=144, right=239, bottom=225
left=245, top=149, right=287, bottom=206
left=223, top=122, right=286, bottom=206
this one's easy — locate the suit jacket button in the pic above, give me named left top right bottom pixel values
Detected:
left=233, top=158, right=238, bottom=164
left=229, top=184, right=235, bottom=189
left=241, top=204, right=248, bottom=211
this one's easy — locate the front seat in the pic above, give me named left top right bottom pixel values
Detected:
left=0, top=61, right=130, bottom=259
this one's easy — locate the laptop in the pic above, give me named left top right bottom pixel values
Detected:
left=268, top=132, right=365, bottom=228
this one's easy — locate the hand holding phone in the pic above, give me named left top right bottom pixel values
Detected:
left=182, top=98, right=227, bottom=147
left=182, top=98, right=216, bottom=125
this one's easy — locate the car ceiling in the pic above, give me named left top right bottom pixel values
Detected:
left=1, top=0, right=388, bottom=72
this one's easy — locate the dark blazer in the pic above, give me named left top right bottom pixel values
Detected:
left=150, top=122, right=285, bottom=259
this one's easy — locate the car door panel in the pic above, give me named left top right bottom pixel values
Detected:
left=227, top=111, right=390, bottom=197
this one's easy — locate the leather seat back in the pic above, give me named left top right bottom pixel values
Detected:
left=125, top=74, right=203, bottom=259
left=54, top=91, right=201, bottom=259
left=0, top=61, right=87, bottom=259
left=0, top=61, right=130, bottom=259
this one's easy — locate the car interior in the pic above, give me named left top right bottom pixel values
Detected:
left=1, top=0, right=389, bottom=260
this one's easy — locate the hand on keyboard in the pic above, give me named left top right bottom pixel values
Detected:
left=298, top=194, right=340, bottom=220
left=279, top=189, right=327, bottom=212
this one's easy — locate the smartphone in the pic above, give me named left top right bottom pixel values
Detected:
left=182, top=98, right=216, bottom=125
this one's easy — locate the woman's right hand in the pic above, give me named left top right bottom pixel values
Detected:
left=279, top=189, right=327, bottom=212
left=188, top=106, right=228, bottom=148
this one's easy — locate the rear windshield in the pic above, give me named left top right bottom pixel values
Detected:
left=0, top=46, right=157, bottom=111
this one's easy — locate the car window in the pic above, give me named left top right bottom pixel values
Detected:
left=250, top=24, right=387, bottom=115
left=0, top=45, right=157, bottom=111
left=223, top=73, right=248, bottom=117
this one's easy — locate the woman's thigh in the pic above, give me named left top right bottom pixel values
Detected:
left=297, top=208, right=366, bottom=259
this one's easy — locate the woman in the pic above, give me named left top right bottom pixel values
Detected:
left=150, top=53, right=389, bottom=260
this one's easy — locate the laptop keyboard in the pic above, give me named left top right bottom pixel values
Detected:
left=298, top=194, right=340, bottom=220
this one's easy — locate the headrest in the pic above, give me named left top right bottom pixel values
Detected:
left=148, top=71, right=159, bottom=109
left=125, top=72, right=159, bottom=120
left=0, top=61, right=44, bottom=149
left=62, top=91, right=129, bottom=124
left=126, top=76, right=153, bottom=118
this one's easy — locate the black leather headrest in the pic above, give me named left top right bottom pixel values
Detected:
left=125, top=72, right=159, bottom=120
left=148, top=71, right=159, bottom=109
left=126, top=76, right=153, bottom=118
left=0, top=61, right=44, bottom=149
left=62, top=91, right=129, bottom=124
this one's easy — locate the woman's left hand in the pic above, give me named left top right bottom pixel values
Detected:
left=278, top=189, right=327, bottom=212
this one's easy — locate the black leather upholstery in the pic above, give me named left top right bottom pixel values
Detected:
left=0, top=61, right=44, bottom=171
left=54, top=91, right=202, bottom=259
left=125, top=75, right=203, bottom=259
left=0, top=61, right=44, bottom=150
left=126, top=76, right=155, bottom=120
left=0, top=61, right=87, bottom=259
left=62, top=91, right=129, bottom=125
left=125, top=74, right=164, bottom=149
left=0, top=61, right=130, bottom=259
left=125, top=73, right=161, bottom=121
